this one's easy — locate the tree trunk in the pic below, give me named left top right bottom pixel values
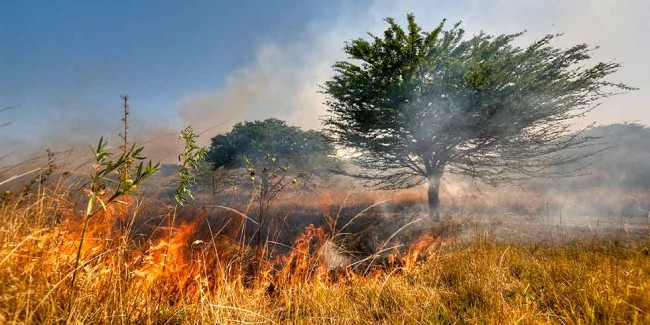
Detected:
left=427, top=175, right=441, bottom=223
left=256, top=171, right=270, bottom=247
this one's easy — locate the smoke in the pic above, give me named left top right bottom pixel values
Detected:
left=175, top=2, right=414, bottom=144
left=0, top=101, right=183, bottom=168
left=2, top=0, right=648, bottom=169
left=176, top=39, right=335, bottom=146
left=177, top=0, right=649, bottom=142
left=0, top=61, right=187, bottom=168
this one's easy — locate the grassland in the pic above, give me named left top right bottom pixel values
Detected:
left=0, top=169, right=648, bottom=324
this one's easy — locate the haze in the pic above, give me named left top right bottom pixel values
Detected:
left=1, top=0, right=648, bottom=163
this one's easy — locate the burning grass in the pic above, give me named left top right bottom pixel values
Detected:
left=0, top=179, right=648, bottom=324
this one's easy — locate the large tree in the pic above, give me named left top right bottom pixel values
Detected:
left=323, top=15, right=633, bottom=221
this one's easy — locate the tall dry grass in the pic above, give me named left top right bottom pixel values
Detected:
left=0, top=172, right=648, bottom=324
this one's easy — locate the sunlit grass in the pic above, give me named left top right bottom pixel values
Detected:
left=0, top=176, right=648, bottom=324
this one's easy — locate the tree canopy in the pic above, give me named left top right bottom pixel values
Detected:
left=206, top=118, right=336, bottom=244
left=323, top=14, right=634, bottom=220
left=206, top=118, right=334, bottom=172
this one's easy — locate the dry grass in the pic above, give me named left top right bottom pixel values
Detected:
left=0, top=177, right=648, bottom=324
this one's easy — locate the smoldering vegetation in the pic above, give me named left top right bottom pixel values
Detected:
left=2, top=4, right=649, bottom=322
left=150, top=123, right=650, bottom=246
left=2, top=123, right=649, bottom=254
left=0, top=122, right=649, bottom=323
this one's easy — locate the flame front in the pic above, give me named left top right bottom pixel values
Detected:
left=9, top=198, right=445, bottom=319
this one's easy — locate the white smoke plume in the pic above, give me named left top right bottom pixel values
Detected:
left=177, top=0, right=649, bottom=146
left=1, top=0, right=648, bottom=166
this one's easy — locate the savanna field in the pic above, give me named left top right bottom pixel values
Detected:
left=3, top=3, right=650, bottom=324
left=0, top=157, right=648, bottom=324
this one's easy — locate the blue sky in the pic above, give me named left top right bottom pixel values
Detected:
left=2, top=1, right=344, bottom=106
left=1, top=1, right=648, bottom=163
left=1, top=2, right=350, bottom=136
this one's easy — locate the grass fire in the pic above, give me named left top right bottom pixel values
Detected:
left=2, top=3, right=650, bottom=324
